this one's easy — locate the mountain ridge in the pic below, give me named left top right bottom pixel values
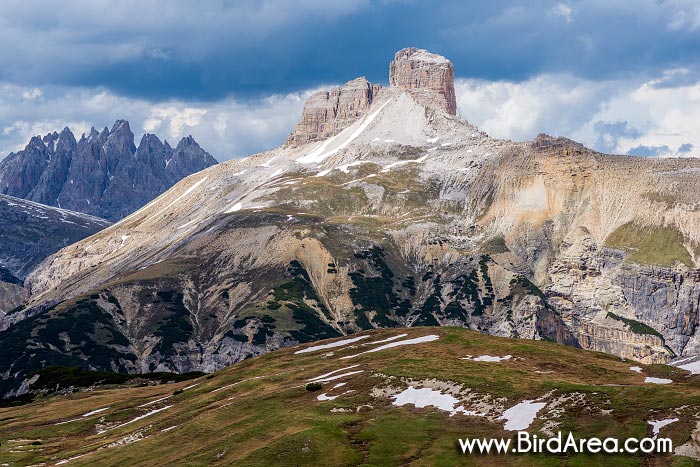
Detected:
left=0, top=120, right=218, bottom=221
left=0, top=193, right=110, bottom=317
left=3, top=327, right=700, bottom=465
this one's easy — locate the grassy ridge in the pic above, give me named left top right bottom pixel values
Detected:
left=1, top=327, right=699, bottom=466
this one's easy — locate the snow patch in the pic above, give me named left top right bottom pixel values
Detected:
left=317, top=389, right=354, bottom=401
left=54, top=418, right=82, bottom=425
left=308, top=370, right=364, bottom=383
left=629, top=366, right=642, bottom=373
left=500, top=400, right=547, bottom=431
left=676, top=360, right=700, bottom=375
left=317, top=393, right=338, bottom=401
left=341, top=335, right=439, bottom=359
left=365, top=334, right=408, bottom=345
left=177, top=219, right=198, bottom=230
left=225, top=202, right=243, bottom=213
left=649, top=418, right=678, bottom=439
left=98, top=405, right=172, bottom=434
left=392, top=386, right=483, bottom=417
left=307, top=365, right=360, bottom=382
left=137, top=395, right=172, bottom=408
left=161, top=175, right=208, bottom=212
left=82, top=407, right=110, bottom=417
left=462, top=355, right=512, bottom=362
left=269, top=168, right=286, bottom=179
left=645, top=377, right=672, bottom=384
left=295, top=336, right=370, bottom=354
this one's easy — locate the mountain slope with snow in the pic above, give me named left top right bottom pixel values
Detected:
left=2, top=48, right=700, bottom=397
left=0, top=194, right=110, bottom=318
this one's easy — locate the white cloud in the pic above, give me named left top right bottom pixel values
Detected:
left=455, top=70, right=700, bottom=158
left=548, top=3, right=574, bottom=23
left=143, top=106, right=208, bottom=139
left=21, top=88, right=42, bottom=100
left=665, top=2, right=700, bottom=31
left=2, top=68, right=699, bottom=163
left=0, top=83, right=319, bottom=160
left=455, top=75, right=618, bottom=142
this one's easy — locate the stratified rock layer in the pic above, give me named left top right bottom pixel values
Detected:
left=389, top=47, right=457, bottom=115
left=286, top=77, right=384, bottom=147
left=287, top=48, right=458, bottom=147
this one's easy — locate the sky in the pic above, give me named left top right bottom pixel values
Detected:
left=1, top=0, right=699, bottom=161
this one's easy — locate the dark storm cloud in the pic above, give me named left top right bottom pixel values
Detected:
left=0, top=1, right=699, bottom=100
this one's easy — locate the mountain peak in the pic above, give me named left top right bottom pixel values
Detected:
left=389, top=47, right=456, bottom=115
left=287, top=48, right=457, bottom=147
left=111, top=119, right=131, bottom=133
left=286, top=76, right=384, bottom=147
left=177, top=135, right=198, bottom=148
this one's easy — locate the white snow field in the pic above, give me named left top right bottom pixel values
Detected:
left=644, top=377, right=672, bottom=384
left=295, top=336, right=370, bottom=354
left=391, top=386, right=482, bottom=417
left=500, top=400, right=547, bottom=431
left=340, top=335, right=440, bottom=359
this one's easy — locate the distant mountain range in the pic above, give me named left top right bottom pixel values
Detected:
left=0, top=120, right=217, bottom=221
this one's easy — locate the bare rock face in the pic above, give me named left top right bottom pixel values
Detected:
left=389, top=47, right=457, bottom=115
left=286, top=77, right=383, bottom=147
left=286, top=48, right=457, bottom=147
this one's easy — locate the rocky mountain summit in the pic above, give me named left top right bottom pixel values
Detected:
left=286, top=77, right=385, bottom=147
left=389, top=47, right=457, bottom=115
left=286, top=48, right=456, bottom=146
left=2, top=48, right=700, bottom=397
left=0, top=121, right=218, bottom=221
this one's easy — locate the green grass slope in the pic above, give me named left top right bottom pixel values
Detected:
left=2, top=327, right=700, bottom=466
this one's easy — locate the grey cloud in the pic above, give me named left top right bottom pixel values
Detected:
left=593, top=120, right=641, bottom=153
left=679, top=142, right=694, bottom=153
left=627, top=144, right=672, bottom=157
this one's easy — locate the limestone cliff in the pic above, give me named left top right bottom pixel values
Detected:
left=389, top=47, right=457, bottom=115
left=286, top=77, right=385, bottom=147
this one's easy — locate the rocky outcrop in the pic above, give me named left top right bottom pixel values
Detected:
left=286, top=48, right=458, bottom=147
left=389, top=47, right=457, bottom=115
left=286, top=77, right=384, bottom=147
left=0, top=121, right=218, bottom=221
